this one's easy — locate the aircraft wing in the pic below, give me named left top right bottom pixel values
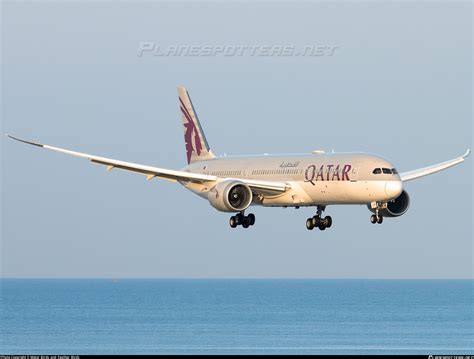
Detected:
left=6, top=135, right=290, bottom=193
left=400, top=149, right=470, bottom=182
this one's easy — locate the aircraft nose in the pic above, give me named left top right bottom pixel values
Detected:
left=385, top=181, right=402, bottom=199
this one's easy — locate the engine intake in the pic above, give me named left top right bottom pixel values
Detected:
left=208, top=180, right=253, bottom=212
left=368, top=190, right=410, bottom=217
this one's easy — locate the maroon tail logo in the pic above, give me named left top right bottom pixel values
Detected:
left=180, top=97, right=202, bottom=164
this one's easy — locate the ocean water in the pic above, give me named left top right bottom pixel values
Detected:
left=1, top=279, right=472, bottom=355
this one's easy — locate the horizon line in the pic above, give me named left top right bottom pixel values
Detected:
left=1, top=277, right=473, bottom=280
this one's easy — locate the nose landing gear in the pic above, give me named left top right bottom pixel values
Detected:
left=369, top=202, right=385, bottom=225
left=229, top=212, right=255, bottom=228
left=370, top=214, right=383, bottom=224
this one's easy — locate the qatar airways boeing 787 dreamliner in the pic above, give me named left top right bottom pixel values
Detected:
left=7, top=87, right=470, bottom=231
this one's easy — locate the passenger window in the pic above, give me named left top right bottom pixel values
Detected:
left=382, top=168, right=392, bottom=174
left=372, top=168, right=382, bottom=174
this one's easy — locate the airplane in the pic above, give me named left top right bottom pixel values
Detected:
left=6, top=86, right=471, bottom=231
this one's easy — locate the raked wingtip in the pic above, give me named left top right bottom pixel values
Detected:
left=5, top=134, right=44, bottom=147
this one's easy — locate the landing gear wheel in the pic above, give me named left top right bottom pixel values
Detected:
left=236, top=213, right=244, bottom=225
left=248, top=213, right=255, bottom=226
left=325, top=216, right=332, bottom=228
left=370, top=214, right=377, bottom=224
left=308, top=206, right=333, bottom=231
left=377, top=216, right=383, bottom=224
left=230, top=212, right=256, bottom=228
left=312, top=215, right=321, bottom=227
left=229, top=216, right=237, bottom=228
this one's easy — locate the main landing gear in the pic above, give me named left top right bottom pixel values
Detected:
left=229, top=212, right=255, bottom=229
left=306, top=205, right=332, bottom=231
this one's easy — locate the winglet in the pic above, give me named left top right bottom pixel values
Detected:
left=6, top=134, right=44, bottom=147
left=463, top=149, right=471, bottom=159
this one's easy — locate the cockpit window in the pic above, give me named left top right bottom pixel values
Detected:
left=372, top=168, right=382, bottom=174
left=382, top=168, right=392, bottom=174
left=391, top=168, right=398, bottom=174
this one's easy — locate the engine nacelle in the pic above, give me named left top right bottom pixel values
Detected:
left=208, top=180, right=253, bottom=212
left=368, top=190, right=410, bottom=217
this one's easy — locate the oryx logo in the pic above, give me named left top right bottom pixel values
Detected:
left=180, top=97, right=202, bottom=164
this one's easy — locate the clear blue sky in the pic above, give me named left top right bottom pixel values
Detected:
left=2, top=1, right=472, bottom=278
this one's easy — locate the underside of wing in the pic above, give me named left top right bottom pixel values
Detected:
left=6, top=135, right=292, bottom=194
left=400, top=149, right=470, bottom=182
left=6, top=135, right=217, bottom=183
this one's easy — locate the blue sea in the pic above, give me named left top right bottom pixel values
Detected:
left=1, top=279, right=473, bottom=355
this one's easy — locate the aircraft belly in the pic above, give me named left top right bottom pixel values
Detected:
left=305, top=181, right=388, bottom=204
left=261, top=180, right=389, bottom=206
left=180, top=178, right=391, bottom=208
left=304, top=180, right=388, bottom=204
left=304, top=181, right=362, bottom=204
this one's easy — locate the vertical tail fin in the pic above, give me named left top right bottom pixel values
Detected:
left=178, top=86, right=216, bottom=164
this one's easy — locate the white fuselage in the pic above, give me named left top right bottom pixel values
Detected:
left=181, top=152, right=403, bottom=208
left=7, top=85, right=469, bottom=229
